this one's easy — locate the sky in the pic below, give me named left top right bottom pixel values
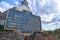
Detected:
left=0, top=0, right=60, bottom=30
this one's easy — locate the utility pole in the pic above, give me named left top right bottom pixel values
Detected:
left=58, top=23, right=59, bottom=29
left=57, top=22, right=59, bottom=29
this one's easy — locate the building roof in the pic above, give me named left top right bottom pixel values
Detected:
left=15, top=0, right=31, bottom=12
left=15, top=5, right=31, bottom=12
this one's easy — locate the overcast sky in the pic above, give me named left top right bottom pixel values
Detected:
left=0, top=0, right=60, bottom=30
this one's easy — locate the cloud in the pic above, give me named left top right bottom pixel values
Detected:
left=37, top=0, right=46, bottom=7
left=0, top=0, right=60, bottom=30
left=14, top=0, right=20, bottom=6
left=1, top=1, right=14, bottom=9
left=42, top=22, right=59, bottom=30
left=0, top=7, right=6, bottom=12
left=48, top=22, right=58, bottom=26
left=41, top=13, right=60, bottom=22
left=0, top=0, right=20, bottom=12
left=27, top=0, right=40, bottom=15
left=27, top=0, right=60, bottom=30
left=41, top=14, right=53, bottom=22
left=0, top=1, right=14, bottom=12
left=54, top=0, right=60, bottom=13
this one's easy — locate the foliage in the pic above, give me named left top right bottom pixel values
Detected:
left=0, top=24, right=4, bottom=30
left=43, top=30, right=49, bottom=35
left=54, top=29, right=60, bottom=34
left=0, top=24, right=14, bottom=32
left=4, top=30, right=14, bottom=32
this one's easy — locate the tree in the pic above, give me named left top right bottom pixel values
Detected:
left=0, top=24, right=4, bottom=30
left=54, top=29, right=60, bottom=39
left=54, top=29, right=60, bottom=34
